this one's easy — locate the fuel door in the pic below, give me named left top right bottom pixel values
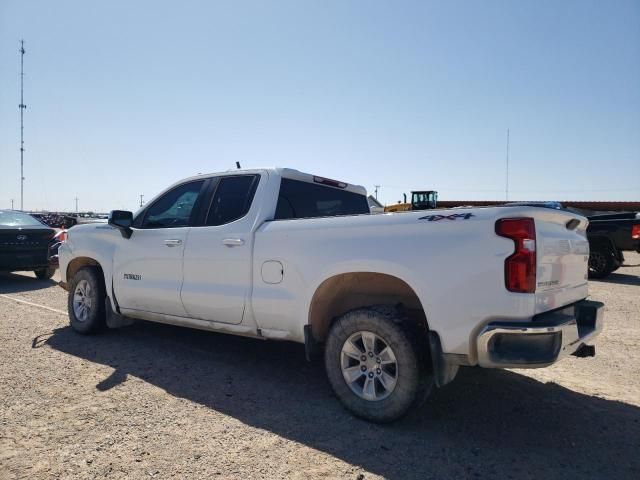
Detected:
left=261, top=260, right=283, bottom=284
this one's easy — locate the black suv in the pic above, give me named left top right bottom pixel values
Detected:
left=0, top=210, right=57, bottom=280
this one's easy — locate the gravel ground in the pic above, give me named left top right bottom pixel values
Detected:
left=1, top=254, right=639, bottom=479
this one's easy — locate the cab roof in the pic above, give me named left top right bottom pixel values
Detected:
left=195, top=167, right=367, bottom=196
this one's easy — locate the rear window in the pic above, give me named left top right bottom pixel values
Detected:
left=0, top=211, right=44, bottom=227
left=274, top=178, right=369, bottom=220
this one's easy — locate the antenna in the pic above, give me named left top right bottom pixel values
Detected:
left=19, top=40, right=26, bottom=211
left=139, top=194, right=144, bottom=207
left=11, top=199, right=15, bottom=210
left=374, top=185, right=380, bottom=200
left=505, top=128, right=510, bottom=201
left=236, top=162, right=241, bottom=169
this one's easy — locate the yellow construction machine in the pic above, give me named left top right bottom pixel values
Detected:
left=384, top=191, right=438, bottom=212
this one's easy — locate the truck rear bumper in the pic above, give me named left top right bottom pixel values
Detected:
left=477, top=300, right=604, bottom=368
left=0, top=251, right=52, bottom=272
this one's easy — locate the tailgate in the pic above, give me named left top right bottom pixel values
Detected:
left=0, top=229, right=54, bottom=251
left=534, top=211, right=589, bottom=313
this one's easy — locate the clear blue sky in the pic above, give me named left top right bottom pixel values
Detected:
left=1, top=0, right=639, bottom=212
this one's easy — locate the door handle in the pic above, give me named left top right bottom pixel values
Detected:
left=222, top=238, right=245, bottom=247
left=164, top=239, right=183, bottom=247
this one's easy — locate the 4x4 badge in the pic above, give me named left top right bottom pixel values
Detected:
left=419, top=213, right=475, bottom=221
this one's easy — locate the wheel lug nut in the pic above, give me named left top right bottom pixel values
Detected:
left=376, top=368, right=381, bottom=375
left=376, top=357, right=381, bottom=363
left=368, top=352, right=374, bottom=357
left=360, top=365, right=367, bottom=372
left=361, top=355, right=367, bottom=361
left=368, top=372, right=374, bottom=378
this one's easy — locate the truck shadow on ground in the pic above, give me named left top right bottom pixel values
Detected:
left=0, top=273, right=57, bottom=293
left=590, top=272, right=640, bottom=287
left=45, top=322, right=640, bottom=480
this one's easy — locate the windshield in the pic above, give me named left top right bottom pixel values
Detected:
left=0, top=211, right=45, bottom=227
left=412, top=192, right=437, bottom=207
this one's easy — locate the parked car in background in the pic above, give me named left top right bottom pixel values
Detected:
left=59, top=168, right=603, bottom=422
left=586, top=212, right=640, bottom=278
left=367, top=195, right=385, bottom=214
left=0, top=210, right=58, bottom=280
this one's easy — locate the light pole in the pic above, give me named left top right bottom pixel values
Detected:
left=505, top=128, right=510, bottom=201
left=19, top=40, right=27, bottom=211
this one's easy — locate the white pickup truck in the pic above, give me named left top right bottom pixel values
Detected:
left=59, top=168, right=604, bottom=422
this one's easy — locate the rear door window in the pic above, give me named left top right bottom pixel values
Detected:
left=275, top=178, right=369, bottom=220
left=205, top=175, right=259, bottom=226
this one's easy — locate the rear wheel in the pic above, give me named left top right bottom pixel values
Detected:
left=588, top=245, right=616, bottom=279
left=324, top=306, right=433, bottom=423
left=611, top=251, right=625, bottom=272
left=34, top=267, right=56, bottom=280
left=67, top=266, right=106, bottom=334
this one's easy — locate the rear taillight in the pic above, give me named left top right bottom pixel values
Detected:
left=495, top=218, right=536, bottom=293
left=632, top=224, right=640, bottom=240
left=54, top=230, right=67, bottom=242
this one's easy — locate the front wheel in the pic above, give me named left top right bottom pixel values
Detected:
left=34, top=267, right=56, bottom=280
left=324, top=306, right=433, bottom=423
left=67, top=266, right=106, bottom=334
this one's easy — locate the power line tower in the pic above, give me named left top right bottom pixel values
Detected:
left=19, top=40, right=27, bottom=211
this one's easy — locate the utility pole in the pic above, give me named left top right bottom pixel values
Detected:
left=139, top=194, right=144, bottom=208
left=75, top=196, right=79, bottom=213
left=505, top=128, right=510, bottom=201
left=19, top=40, right=26, bottom=211
left=374, top=185, right=380, bottom=200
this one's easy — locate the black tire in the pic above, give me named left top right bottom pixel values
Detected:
left=67, top=266, right=106, bottom=334
left=588, top=245, right=616, bottom=279
left=34, top=267, right=56, bottom=280
left=324, top=306, right=433, bottom=423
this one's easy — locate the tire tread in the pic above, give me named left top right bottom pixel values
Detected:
left=324, top=305, right=433, bottom=423
left=67, top=266, right=106, bottom=334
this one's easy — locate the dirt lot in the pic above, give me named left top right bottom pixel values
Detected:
left=1, top=254, right=639, bottom=479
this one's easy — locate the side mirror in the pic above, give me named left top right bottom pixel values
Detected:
left=108, top=210, right=134, bottom=239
